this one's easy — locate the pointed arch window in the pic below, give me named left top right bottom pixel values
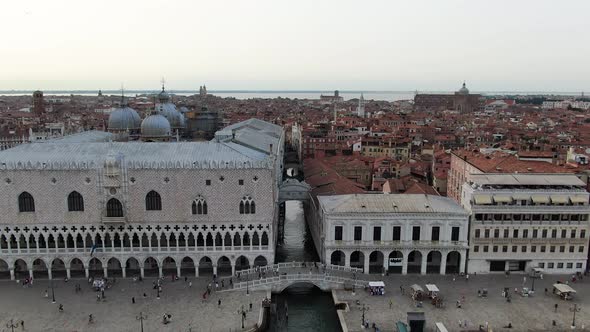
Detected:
left=192, top=195, right=208, bottom=215
left=106, top=198, right=123, bottom=217
left=18, top=192, right=35, bottom=212
left=145, top=190, right=162, bottom=211
left=240, top=196, right=255, bottom=214
left=67, top=191, right=84, bottom=211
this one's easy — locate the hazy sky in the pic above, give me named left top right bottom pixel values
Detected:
left=1, top=0, right=589, bottom=91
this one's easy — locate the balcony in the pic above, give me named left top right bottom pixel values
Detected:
left=101, top=216, right=126, bottom=224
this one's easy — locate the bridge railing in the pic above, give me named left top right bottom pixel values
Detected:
left=231, top=272, right=368, bottom=291
left=237, top=262, right=362, bottom=276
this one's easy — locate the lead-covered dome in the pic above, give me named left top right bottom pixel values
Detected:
left=458, top=82, right=469, bottom=95
left=108, top=106, right=141, bottom=131
left=140, top=114, right=171, bottom=137
left=157, top=103, right=185, bottom=129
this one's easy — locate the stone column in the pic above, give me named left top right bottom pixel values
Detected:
left=140, top=267, right=145, bottom=278
left=195, top=265, right=199, bottom=277
left=85, top=268, right=89, bottom=279
left=402, top=251, right=408, bottom=275
left=363, top=255, right=370, bottom=274
left=459, top=251, right=466, bottom=274
left=48, top=269, right=53, bottom=280
left=382, top=255, right=388, bottom=275
left=231, top=263, right=236, bottom=276
left=345, top=252, right=351, bottom=268
left=213, top=265, right=218, bottom=277
left=420, top=252, right=428, bottom=275
left=66, top=268, right=71, bottom=279
left=103, top=267, right=108, bottom=278
left=122, top=267, right=127, bottom=278
left=29, top=269, right=34, bottom=279
left=440, top=252, right=447, bottom=275
left=10, top=269, right=15, bottom=280
left=158, top=266, right=163, bottom=278
left=176, top=265, right=181, bottom=277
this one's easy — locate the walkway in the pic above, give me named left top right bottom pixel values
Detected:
left=227, top=262, right=370, bottom=292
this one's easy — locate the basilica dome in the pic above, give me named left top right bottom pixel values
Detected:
left=108, top=106, right=141, bottom=131
left=458, top=82, right=469, bottom=95
left=140, top=114, right=171, bottom=137
left=157, top=103, right=185, bottom=129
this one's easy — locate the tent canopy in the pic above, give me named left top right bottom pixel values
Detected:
left=425, top=284, right=440, bottom=292
left=369, top=281, right=385, bottom=287
left=553, top=283, right=576, bottom=294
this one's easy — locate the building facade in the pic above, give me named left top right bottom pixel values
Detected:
left=313, top=194, right=469, bottom=275
left=0, top=119, right=284, bottom=280
left=461, top=174, right=590, bottom=274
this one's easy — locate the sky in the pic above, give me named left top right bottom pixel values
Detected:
left=0, top=0, right=589, bottom=92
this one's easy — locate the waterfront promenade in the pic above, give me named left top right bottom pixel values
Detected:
left=336, top=273, right=590, bottom=332
left=0, top=277, right=265, bottom=332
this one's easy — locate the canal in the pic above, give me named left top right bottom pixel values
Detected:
left=269, top=201, right=342, bottom=332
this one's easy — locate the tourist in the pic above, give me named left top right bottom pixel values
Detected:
left=89, top=314, right=94, bottom=323
left=218, top=299, right=221, bottom=307
left=189, top=281, right=192, bottom=288
left=555, top=303, right=558, bottom=312
left=250, top=302, right=253, bottom=311
left=132, top=297, right=135, bottom=304
left=44, top=289, right=48, bottom=298
left=221, top=280, right=224, bottom=288
left=58, top=304, right=64, bottom=312
left=230, top=278, right=233, bottom=286
left=185, top=276, right=188, bottom=282
left=389, top=299, right=392, bottom=309
left=143, top=293, right=147, bottom=298
left=466, top=274, right=469, bottom=282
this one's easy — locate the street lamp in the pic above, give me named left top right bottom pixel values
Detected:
left=238, top=304, right=247, bottom=329
left=6, top=319, right=18, bottom=332
left=246, top=271, right=250, bottom=296
left=157, top=285, right=160, bottom=299
left=136, top=311, right=148, bottom=332
left=352, top=273, right=356, bottom=296
left=531, top=276, right=536, bottom=292
left=570, top=304, right=581, bottom=328
left=360, top=303, right=370, bottom=328
left=51, top=278, right=56, bottom=304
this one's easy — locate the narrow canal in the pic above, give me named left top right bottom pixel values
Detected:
left=269, top=201, right=342, bottom=332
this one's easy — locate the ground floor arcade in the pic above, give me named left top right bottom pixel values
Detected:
left=327, top=248, right=466, bottom=275
left=0, top=253, right=271, bottom=280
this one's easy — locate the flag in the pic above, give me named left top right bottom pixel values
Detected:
left=90, top=244, right=97, bottom=257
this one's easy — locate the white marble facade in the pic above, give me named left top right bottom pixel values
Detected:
left=0, top=119, right=284, bottom=280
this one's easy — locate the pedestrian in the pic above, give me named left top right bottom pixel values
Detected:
left=523, top=276, right=527, bottom=285
left=466, top=274, right=469, bottom=282
left=143, top=293, right=147, bottom=298
left=218, top=299, right=221, bottom=307
left=132, top=297, right=135, bottom=304
left=58, top=304, right=64, bottom=312
left=215, top=282, right=219, bottom=291
left=555, top=303, right=558, bottom=312
left=230, top=278, right=233, bottom=286
left=389, top=299, right=392, bottom=309
left=189, top=281, right=192, bottom=288
left=185, top=276, right=188, bottom=282
left=44, top=289, right=48, bottom=298
left=249, top=302, right=253, bottom=311
left=207, top=288, right=211, bottom=296
left=221, top=280, right=224, bottom=288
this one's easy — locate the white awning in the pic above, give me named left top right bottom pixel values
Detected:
left=532, top=195, right=550, bottom=204
left=410, top=284, right=423, bottom=292
left=551, top=195, right=569, bottom=204
left=553, top=283, right=576, bottom=294
left=425, top=284, right=439, bottom=292
left=494, top=195, right=512, bottom=203
left=474, top=195, right=492, bottom=205
left=369, top=281, right=385, bottom=287
left=570, top=195, right=588, bottom=204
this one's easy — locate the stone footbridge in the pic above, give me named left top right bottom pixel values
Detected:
left=227, top=262, right=370, bottom=293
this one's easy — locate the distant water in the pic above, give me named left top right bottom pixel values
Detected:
left=1, top=90, right=584, bottom=102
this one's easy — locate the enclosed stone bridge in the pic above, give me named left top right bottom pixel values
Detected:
left=228, top=262, right=369, bottom=293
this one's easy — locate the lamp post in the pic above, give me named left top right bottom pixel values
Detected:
left=157, top=285, right=160, bottom=299
left=51, top=278, right=56, bottom=304
left=6, top=319, right=18, bottom=332
left=238, top=305, right=246, bottom=329
left=352, top=272, right=356, bottom=296
left=570, top=304, right=581, bottom=328
left=360, top=303, right=370, bottom=328
left=246, top=270, right=250, bottom=296
left=136, top=311, right=147, bottom=332
left=531, top=276, right=536, bottom=292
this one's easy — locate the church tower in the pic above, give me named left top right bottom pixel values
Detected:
left=356, top=93, right=365, bottom=118
left=32, top=90, right=44, bottom=116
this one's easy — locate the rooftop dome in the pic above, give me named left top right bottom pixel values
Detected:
left=157, top=86, right=170, bottom=103
left=458, top=82, right=469, bottom=95
left=141, top=113, right=171, bottom=137
left=157, top=102, right=185, bottom=129
left=108, top=105, right=141, bottom=131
